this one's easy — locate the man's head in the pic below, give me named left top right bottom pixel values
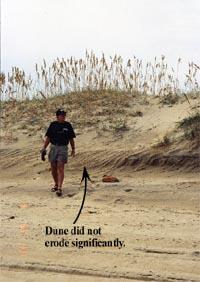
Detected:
left=56, top=109, right=66, bottom=122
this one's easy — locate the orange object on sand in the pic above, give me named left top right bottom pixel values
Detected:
left=102, top=175, right=119, bottom=182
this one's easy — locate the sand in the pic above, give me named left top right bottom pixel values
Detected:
left=1, top=95, right=200, bottom=281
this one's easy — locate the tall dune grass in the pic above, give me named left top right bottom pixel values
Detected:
left=0, top=51, right=199, bottom=100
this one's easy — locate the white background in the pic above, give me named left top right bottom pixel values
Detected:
left=1, top=0, right=200, bottom=75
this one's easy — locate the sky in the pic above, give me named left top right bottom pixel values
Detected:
left=1, top=0, right=200, bottom=75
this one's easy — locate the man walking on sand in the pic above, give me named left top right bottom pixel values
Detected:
left=40, top=109, right=76, bottom=197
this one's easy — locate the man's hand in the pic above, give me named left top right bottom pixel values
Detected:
left=69, top=138, right=75, bottom=157
left=40, top=148, right=47, bottom=161
left=71, top=148, right=75, bottom=157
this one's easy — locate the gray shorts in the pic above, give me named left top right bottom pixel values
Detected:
left=48, top=144, right=68, bottom=163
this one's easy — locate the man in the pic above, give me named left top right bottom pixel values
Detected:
left=40, top=109, right=76, bottom=197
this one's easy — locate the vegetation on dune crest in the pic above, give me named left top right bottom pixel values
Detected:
left=0, top=51, right=199, bottom=100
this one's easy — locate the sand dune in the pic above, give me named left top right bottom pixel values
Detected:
left=1, top=94, right=200, bottom=281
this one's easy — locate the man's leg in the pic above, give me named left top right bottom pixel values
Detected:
left=51, top=161, right=58, bottom=186
left=57, top=161, right=65, bottom=189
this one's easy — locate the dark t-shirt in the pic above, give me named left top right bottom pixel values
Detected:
left=45, top=121, right=76, bottom=145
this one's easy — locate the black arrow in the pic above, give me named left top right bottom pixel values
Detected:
left=73, top=167, right=91, bottom=224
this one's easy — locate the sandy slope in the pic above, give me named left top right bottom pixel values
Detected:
left=0, top=96, right=200, bottom=281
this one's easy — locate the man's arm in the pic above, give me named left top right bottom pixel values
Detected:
left=42, top=122, right=53, bottom=150
left=42, top=136, right=50, bottom=150
left=69, top=138, right=75, bottom=157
